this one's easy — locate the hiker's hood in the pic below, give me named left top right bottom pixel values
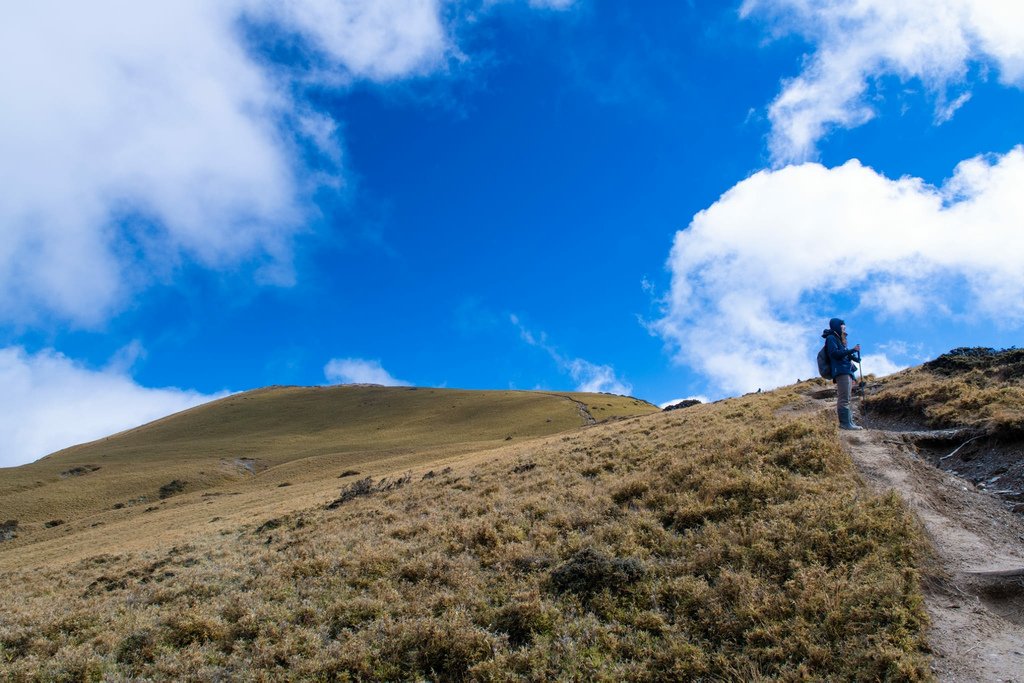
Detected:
left=829, top=318, right=845, bottom=334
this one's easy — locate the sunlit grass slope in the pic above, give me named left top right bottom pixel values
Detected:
left=865, top=347, right=1024, bottom=437
left=0, top=385, right=656, bottom=531
left=0, top=382, right=931, bottom=681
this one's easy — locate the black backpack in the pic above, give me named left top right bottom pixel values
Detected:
left=816, top=341, right=832, bottom=379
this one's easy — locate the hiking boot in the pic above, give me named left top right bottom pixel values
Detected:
left=839, top=408, right=863, bottom=431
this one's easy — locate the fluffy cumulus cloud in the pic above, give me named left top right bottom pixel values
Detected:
left=653, top=146, right=1024, bottom=396
left=0, top=347, right=222, bottom=468
left=0, top=0, right=567, bottom=328
left=859, top=353, right=906, bottom=379
left=511, top=315, right=633, bottom=395
left=324, top=358, right=410, bottom=386
left=742, top=0, right=1024, bottom=163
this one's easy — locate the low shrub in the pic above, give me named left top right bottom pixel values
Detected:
left=115, top=630, right=156, bottom=669
left=326, top=477, right=374, bottom=508
left=548, top=547, right=645, bottom=598
left=0, top=520, right=18, bottom=542
left=158, top=480, right=187, bottom=499
left=490, top=594, right=554, bottom=647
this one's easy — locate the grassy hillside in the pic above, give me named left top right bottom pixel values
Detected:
left=0, top=385, right=656, bottom=534
left=864, top=347, right=1024, bottom=437
left=0, top=382, right=932, bottom=680
left=862, top=347, right=1024, bottom=510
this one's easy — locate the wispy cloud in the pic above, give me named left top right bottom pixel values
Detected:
left=511, top=314, right=632, bottom=395
left=652, top=146, right=1024, bottom=395
left=324, top=358, right=410, bottom=386
left=0, top=346, right=223, bottom=468
left=484, top=0, right=577, bottom=11
left=743, top=0, right=1024, bottom=163
left=527, top=0, right=576, bottom=10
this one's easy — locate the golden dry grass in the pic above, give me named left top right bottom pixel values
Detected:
left=0, top=382, right=932, bottom=681
left=864, top=347, right=1024, bottom=437
left=0, top=385, right=656, bottom=532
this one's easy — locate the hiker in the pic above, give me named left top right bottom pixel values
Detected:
left=823, top=318, right=862, bottom=430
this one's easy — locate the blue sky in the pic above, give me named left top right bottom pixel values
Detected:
left=1, top=0, right=1023, bottom=467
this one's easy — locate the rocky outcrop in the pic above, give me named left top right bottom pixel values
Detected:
left=662, top=399, right=701, bottom=412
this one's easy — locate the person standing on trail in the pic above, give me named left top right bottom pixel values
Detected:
left=823, top=318, right=863, bottom=431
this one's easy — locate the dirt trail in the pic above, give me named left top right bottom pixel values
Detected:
left=541, top=393, right=597, bottom=425
left=831, top=405, right=1024, bottom=681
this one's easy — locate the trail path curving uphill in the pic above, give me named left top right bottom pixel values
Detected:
left=540, top=393, right=597, bottom=425
left=833, top=410, right=1024, bottom=681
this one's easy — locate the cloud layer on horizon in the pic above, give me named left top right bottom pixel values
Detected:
left=743, top=0, right=1024, bottom=163
left=653, top=146, right=1024, bottom=396
left=0, top=347, right=223, bottom=468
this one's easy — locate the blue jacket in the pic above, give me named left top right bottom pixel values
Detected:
left=823, top=330, right=858, bottom=380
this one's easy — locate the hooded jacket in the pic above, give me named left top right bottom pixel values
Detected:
left=822, top=318, right=859, bottom=380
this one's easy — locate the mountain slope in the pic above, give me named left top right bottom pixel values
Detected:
left=0, top=386, right=656, bottom=546
left=0, top=381, right=933, bottom=680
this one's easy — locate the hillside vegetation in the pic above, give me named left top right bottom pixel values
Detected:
left=862, top=347, right=1024, bottom=511
left=0, top=385, right=655, bottom=536
left=864, top=347, right=1024, bottom=438
left=0, top=382, right=933, bottom=681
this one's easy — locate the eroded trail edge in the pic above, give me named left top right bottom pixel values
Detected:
left=840, top=425, right=1024, bottom=682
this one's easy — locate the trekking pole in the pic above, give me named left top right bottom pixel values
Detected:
left=856, top=352, right=865, bottom=418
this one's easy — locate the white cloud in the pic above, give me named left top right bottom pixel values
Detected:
left=1, top=2, right=302, bottom=326
left=653, top=146, right=1024, bottom=396
left=858, top=282, right=934, bottom=319
left=0, top=347, right=223, bottom=468
left=0, top=1, right=562, bottom=328
left=742, top=0, right=1024, bottom=163
left=245, top=0, right=450, bottom=82
left=324, top=358, right=410, bottom=386
left=877, top=340, right=927, bottom=364
left=566, top=358, right=632, bottom=395
left=511, top=315, right=633, bottom=395
left=858, top=353, right=905, bottom=379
